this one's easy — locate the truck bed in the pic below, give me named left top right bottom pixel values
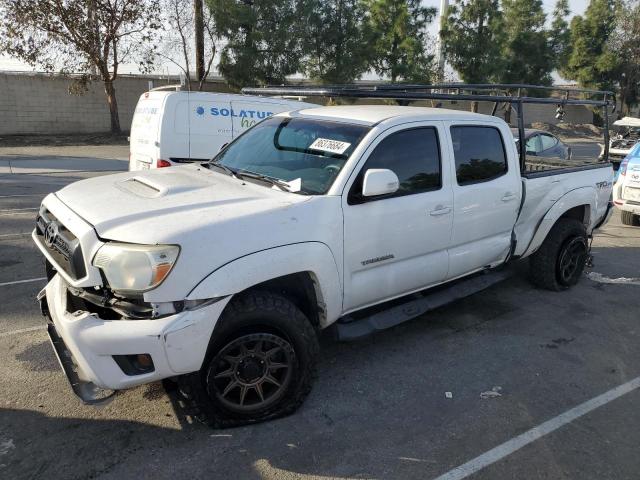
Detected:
left=514, top=161, right=613, bottom=258
left=523, top=155, right=608, bottom=176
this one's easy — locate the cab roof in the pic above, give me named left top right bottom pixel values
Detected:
left=287, top=105, right=498, bottom=126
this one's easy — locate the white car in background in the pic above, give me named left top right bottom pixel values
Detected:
left=613, top=144, right=640, bottom=226
left=607, top=116, right=640, bottom=164
left=129, top=89, right=315, bottom=171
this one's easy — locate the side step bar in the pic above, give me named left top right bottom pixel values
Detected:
left=334, top=268, right=514, bottom=341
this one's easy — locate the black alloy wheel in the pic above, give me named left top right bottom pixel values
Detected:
left=207, top=333, right=295, bottom=413
left=557, top=236, right=587, bottom=286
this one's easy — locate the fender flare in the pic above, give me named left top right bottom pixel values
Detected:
left=522, top=186, right=595, bottom=258
left=186, top=242, right=343, bottom=328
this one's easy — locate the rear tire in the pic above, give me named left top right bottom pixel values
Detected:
left=178, top=290, right=318, bottom=428
left=621, top=210, right=640, bottom=226
left=529, top=218, right=588, bottom=291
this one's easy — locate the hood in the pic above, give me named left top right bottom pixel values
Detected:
left=55, top=164, right=309, bottom=243
left=613, top=116, right=640, bottom=128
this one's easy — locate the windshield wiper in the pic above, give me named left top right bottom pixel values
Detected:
left=236, top=170, right=305, bottom=194
left=206, top=161, right=239, bottom=178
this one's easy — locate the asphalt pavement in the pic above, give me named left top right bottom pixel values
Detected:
left=1, top=143, right=639, bottom=480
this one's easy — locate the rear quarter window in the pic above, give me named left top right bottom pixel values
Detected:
left=450, top=126, right=508, bottom=185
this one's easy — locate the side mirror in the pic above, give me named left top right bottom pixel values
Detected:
left=362, top=169, right=400, bottom=197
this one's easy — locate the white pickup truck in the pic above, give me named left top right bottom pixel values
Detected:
left=34, top=104, right=613, bottom=427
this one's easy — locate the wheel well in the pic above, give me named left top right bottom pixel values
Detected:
left=240, top=272, right=322, bottom=328
left=560, top=205, right=589, bottom=225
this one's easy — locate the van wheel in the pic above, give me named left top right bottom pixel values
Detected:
left=529, top=218, right=588, bottom=291
left=178, top=291, right=318, bottom=428
left=621, top=211, right=640, bottom=226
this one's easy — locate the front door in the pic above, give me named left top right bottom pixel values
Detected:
left=342, top=123, right=453, bottom=312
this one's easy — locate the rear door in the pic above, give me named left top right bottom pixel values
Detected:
left=446, top=123, right=521, bottom=279
left=188, top=95, right=233, bottom=161
left=129, top=93, right=164, bottom=170
left=342, top=122, right=453, bottom=312
left=539, top=133, right=564, bottom=159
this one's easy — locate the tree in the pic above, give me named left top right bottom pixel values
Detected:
left=208, top=0, right=303, bottom=89
left=194, top=0, right=205, bottom=83
left=0, top=0, right=161, bottom=133
left=608, top=0, right=640, bottom=115
left=441, top=0, right=504, bottom=84
left=158, top=0, right=218, bottom=91
left=364, top=0, right=437, bottom=83
left=301, top=0, right=369, bottom=84
left=499, top=0, right=553, bottom=86
left=549, top=0, right=571, bottom=72
left=563, top=0, right=619, bottom=92
left=441, top=0, right=504, bottom=111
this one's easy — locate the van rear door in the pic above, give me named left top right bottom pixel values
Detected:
left=188, top=97, right=233, bottom=161
left=129, top=93, right=163, bottom=170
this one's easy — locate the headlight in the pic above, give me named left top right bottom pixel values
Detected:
left=92, top=243, right=180, bottom=292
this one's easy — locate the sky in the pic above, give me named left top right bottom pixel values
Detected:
left=0, top=0, right=590, bottom=77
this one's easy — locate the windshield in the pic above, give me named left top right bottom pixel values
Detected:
left=211, top=116, right=370, bottom=194
left=614, top=126, right=640, bottom=136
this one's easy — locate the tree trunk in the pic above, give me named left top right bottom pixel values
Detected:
left=194, top=0, right=205, bottom=83
left=104, top=80, right=121, bottom=134
left=504, top=103, right=512, bottom=123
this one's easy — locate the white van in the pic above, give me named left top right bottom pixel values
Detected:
left=129, top=89, right=315, bottom=171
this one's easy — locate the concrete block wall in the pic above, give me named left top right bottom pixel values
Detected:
left=0, top=72, right=231, bottom=135
left=0, top=71, right=599, bottom=135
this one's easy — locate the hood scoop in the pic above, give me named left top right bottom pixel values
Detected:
left=117, top=172, right=210, bottom=198
left=119, top=178, right=162, bottom=198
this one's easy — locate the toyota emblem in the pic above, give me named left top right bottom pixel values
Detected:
left=44, top=221, right=59, bottom=248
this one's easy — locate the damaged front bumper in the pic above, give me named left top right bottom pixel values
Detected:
left=39, top=274, right=230, bottom=404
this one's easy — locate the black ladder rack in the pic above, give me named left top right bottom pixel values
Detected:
left=241, top=83, right=615, bottom=168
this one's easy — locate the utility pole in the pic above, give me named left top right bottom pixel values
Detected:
left=436, top=0, right=449, bottom=82
left=88, top=0, right=99, bottom=76
left=194, top=0, right=205, bottom=87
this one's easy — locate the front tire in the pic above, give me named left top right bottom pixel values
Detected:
left=179, top=291, right=318, bottom=428
left=529, top=218, right=588, bottom=291
left=621, top=210, right=640, bottom=226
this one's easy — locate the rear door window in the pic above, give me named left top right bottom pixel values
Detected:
left=540, top=134, right=558, bottom=151
left=450, top=126, right=508, bottom=185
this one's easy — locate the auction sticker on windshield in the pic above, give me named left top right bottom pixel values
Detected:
left=309, top=138, right=351, bottom=155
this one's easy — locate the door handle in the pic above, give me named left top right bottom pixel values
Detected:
left=501, top=193, right=517, bottom=202
left=430, top=206, right=451, bottom=216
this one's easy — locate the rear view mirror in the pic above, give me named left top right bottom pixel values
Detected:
left=362, top=169, right=400, bottom=197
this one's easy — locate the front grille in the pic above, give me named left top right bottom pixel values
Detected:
left=35, top=209, right=87, bottom=280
